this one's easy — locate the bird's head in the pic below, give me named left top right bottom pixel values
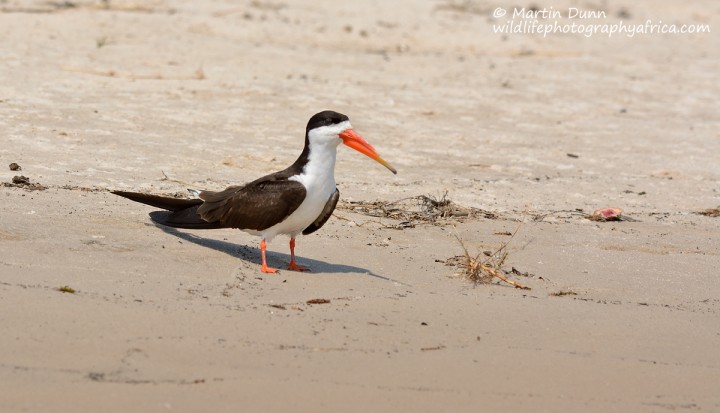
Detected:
left=306, top=110, right=397, bottom=174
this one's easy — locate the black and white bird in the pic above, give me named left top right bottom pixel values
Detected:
left=112, top=111, right=396, bottom=273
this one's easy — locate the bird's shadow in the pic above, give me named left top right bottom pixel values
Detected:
left=153, top=223, right=406, bottom=284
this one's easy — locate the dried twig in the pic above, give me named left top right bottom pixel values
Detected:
left=531, top=209, right=587, bottom=222
left=159, top=171, right=195, bottom=187
left=332, top=212, right=389, bottom=228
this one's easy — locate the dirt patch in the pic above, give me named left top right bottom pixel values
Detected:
left=57, top=286, right=76, bottom=294
left=550, top=290, right=578, bottom=297
left=698, top=208, right=720, bottom=218
left=3, top=175, right=47, bottom=191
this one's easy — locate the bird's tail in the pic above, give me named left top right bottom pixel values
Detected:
left=111, top=190, right=222, bottom=229
left=111, top=190, right=201, bottom=211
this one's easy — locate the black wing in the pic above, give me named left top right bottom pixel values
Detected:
left=197, top=180, right=307, bottom=231
left=302, top=188, right=339, bottom=235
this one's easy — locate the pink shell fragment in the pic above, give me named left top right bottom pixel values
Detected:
left=589, top=208, right=623, bottom=221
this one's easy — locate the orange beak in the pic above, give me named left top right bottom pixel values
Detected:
left=339, top=129, right=397, bottom=174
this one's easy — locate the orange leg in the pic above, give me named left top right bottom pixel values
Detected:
left=287, top=237, right=310, bottom=272
left=260, top=240, right=278, bottom=274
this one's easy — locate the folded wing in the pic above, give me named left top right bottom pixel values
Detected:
left=302, top=188, right=339, bottom=235
left=197, top=180, right=307, bottom=231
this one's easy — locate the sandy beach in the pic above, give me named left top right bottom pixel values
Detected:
left=1, top=0, right=719, bottom=411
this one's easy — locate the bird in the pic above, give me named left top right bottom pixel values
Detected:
left=112, top=110, right=396, bottom=273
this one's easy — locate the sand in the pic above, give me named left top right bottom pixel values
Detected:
left=1, top=0, right=719, bottom=411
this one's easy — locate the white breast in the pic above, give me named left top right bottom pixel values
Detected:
left=260, top=138, right=339, bottom=241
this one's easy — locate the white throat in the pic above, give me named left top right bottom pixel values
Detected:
left=291, top=119, right=351, bottom=192
left=290, top=139, right=339, bottom=196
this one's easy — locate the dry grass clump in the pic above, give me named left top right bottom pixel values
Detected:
left=450, top=231, right=530, bottom=290
left=339, top=192, right=497, bottom=226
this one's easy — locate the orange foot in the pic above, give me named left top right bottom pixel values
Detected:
left=261, top=264, right=279, bottom=274
left=287, top=262, right=310, bottom=272
left=260, top=239, right=278, bottom=274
